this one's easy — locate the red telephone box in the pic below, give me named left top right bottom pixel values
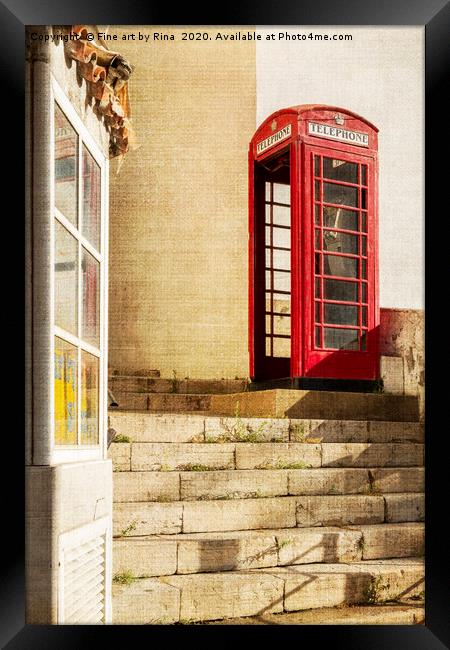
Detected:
left=249, top=105, right=379, bottom=385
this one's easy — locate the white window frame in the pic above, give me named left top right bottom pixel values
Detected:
left=50, top=77, right=109, bottom=465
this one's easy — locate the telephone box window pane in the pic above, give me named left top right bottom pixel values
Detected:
left=361, top=165, right=367, bottom=186
left=323, top=231, right=359, bottom=254
left=322, top=158, right=358, bottom=184
left=361, top=213, right=367, bottom=232
left=315, top=180, right=321, bottom=200
left=361, top=236, right=367, bottom=256
left=324, top=279, right=358, bottom=302
left=272, top=226, right=290, bottom=249
left=82, top=248, right=100, bottom=348
left=265, top=248, right=271, bottom=267
left=324, top=303, right=358, bottom=326
left=315, top=230, right=320, bottom=249
left=54, top=337, right=78, bottom=445
left=361, top=332, right=367, bottom=351
left=265, top=182, right=271, bottom=201
left=273, top=314, right=290, bottom=336
left=324, top=327, right=359, bottom=350
left=315, top=253, right=321, bottom=275
left=265, top=337, right=271, bottom=356
left=273, top=248, right=290, bottom=270
left=55, top=220, right=78, bottom=335
left=80, top=351, right=99, bottom=445
left=362, top=306, right=368, bottom=327
left=82, top=145, right=101, bottom=251
left=265, top=316, right=272, bottom=335
left=273, top=183, right=290, bottom=205
left=315, top=204, right=321, bottom=225
left=54, top=104, right=78, bottom=225
left=272, top=204, right=290, bottom=227
left=324, top=255, right=359, bottom=278
left=265, top=270, right=271, bottom=289
left=361, top=283, right=367, bottom=303
left=323, top=206, right=358, bottom=232
left=314, top=156, right=320, bottom=176
left=273, top=270, right=290, bottom=293
left=273, top=294, right=291, bottom=314
left=315, top=302, right=321, bottom=323
left=361, top=259, right=367, bottom=279
left=315, top=326, right=321, bottom=347
left=361, top=188, right=367, bottom=209
left=273, top=337, right=290, bottom=357
left=323, top=182, right=358, bottom=208
left=265, top=226, right=271, bottom=245
left=315, top=278, right=321, bottom=298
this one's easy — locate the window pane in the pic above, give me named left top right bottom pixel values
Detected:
left=273, top=270, right=290, bottom=293
left=265, top=182, right=271, bottom=201
left=81, top=351, right=99, bottom=445
left=82, top=145, right=101, bottom=251
left=324, top=327, right=359, bottom=350
left=265, top=315, right=272, bottom=335
left=55, top=220, right=78, bottom=335
left=314, top=204, right=321, bottom=225
left=82, top=248, right=100, bottom=347
left=314, top=156, right=320, bottom=176
left=273, top=337, right=290, bottom=357
left=272, top=293, right=291, bottom=314
left=324, top=182, right=358, bottom=207
left=315, top=302, right=321, bottom=323
left=322, top=158, right=358, bottom=184
left=273, top=248, right=290, bottom=270
left=315, top=278, right=321, bottom=298
left=361, top=165, right=367, bottom=186
left=272, top=226, right=290, bottom=248
left=324, top=279, right=358, bottom=302
left=323, top=206, right=358, bottom=231
left=54, top=104, right=78, bottom=225
left=315, top=180, right=321, bottom=201
left=265, top=337, right=272, bottom=356
left=324, top=255, right=359, bottom=278
left=324, top=303, right=358, bottom=326
left=273, top=314, right=290, bottom=336
left=315, top=326, right=321, bottom=347
left=272, top=204, right=290, bottom=227
left=323, top=231, right=359, bottom=254
left=273, top=183, right=290, bottom=204
left=54, top=337, right=78, bottom=445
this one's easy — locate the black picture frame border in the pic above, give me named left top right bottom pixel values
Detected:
left=4, top=0, right=449, bottom=646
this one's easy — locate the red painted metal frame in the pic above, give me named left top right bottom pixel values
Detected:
left=249, top=105, right=379, bottom=381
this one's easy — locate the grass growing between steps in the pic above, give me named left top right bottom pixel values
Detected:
left=256, top=460, right=312, bottom=470
left=113, top=434, right=132, bottom=443
left=113, top=571, right=137, bottom=586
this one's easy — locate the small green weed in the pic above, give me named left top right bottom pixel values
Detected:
left=113, top=570, right=137, bottom=585
left=113, top=434, right=131, bottom=443
left=120, top=520, right=137, bottom=537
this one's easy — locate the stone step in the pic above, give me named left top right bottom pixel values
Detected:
left=109, top=376, right=248, bottom=395
left=203, top=602, right=425, bottom=625
left=108, top=441, right=424, bottom=472
left=109, top=388, right=419, bottom=421
left=108, top=411, right=423, bottom=444
left=112, top=467, right=425, bottom=502
left=111, top=557, right=424, bottom=624
left=113, top=493, right=424, bottom=536
left=112, top=523, right=424, bottom=577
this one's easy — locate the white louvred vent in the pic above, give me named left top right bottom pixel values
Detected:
left=58, top=516, right=111, bottom=624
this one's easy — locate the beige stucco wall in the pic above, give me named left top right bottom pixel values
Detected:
left=108, top=26, right=256, bottom=378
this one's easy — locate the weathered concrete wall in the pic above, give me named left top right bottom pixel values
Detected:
left=108, top=26, right=256, bottom=378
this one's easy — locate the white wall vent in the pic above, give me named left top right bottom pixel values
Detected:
left=58, top=516, right=111, bottom=624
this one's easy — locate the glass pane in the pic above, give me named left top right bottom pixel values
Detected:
left=314, top=156, right=320, bottom=177
left=273, top=270, right=290, bottom=293
left=361, top=188, right=367, bottom=209
left=272, top=204, right=290, bottom=227
left=273, top=314, right=290, bottom=336
left=324, top=255, right=359, bottom=278
left=82, top=145, right=101, bottom=251
left=315, top=326, right=321, bottom=347
left=361, top=236, right=367, bottom=256
left=315, top=302, right=321, bottom=323
left=272, top=293, right=291, bottom=314
left=324, top=303, right=358, bottom=326
left=54, top=337, right=78, bottom=445
left=265, top=182, right=271, bottom=201
left=323, top=231, right=359, bottom=255
left=324, top=327, right=359, bottom=350
left=315, top=204, right=321, bottom=225
left=324, top=279, right=358, bottom=302
left=323, top=206, right=358, bottom=231
left=55, top=220, right=78, bottom=335
left=315, top=253, right=321, bottom=275
left=361, top=283, right=367, bottom=303
left=361, top=165, right=367, bottom=186
left=265, top=270, right=272, bottom=289
left=273, top=337, right=290, bottom=357
left=324, top=182, right=358, bottom=207
left=322, top=158, right=358, bottom=184
left=265, top=248, right=271, bottom=267
left=362, top=306, right=368, bottom=327
left=273, top=248, right=290, bottom=270
left=265, top=315, right=272, bottom=335
left=315, top=180, right=321, bottom=201
left=315, top=230, right=320, bottom=249
left=361, top=212, right=367, bottom=232
left=82, top=248, right=100, bottom=348
left=265, top=226, right=271, bottom=245
left=81, top=351, right=99, bottom=445
left=273, top=183, right=290, bottom=204
left=315, top=277, right=321, bottom=298
left=54, top=104, right=78, bottom=225
left=265, top=204, right=271, bottom=223
left=361, top=332, right=367, bottom=351
left=265, top=337, right=271, bottom=356
left=361, top=259, right=367, bottom=279
left=272, top=227, right=290, bottom=249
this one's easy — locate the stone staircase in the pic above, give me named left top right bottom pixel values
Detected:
left=108, top=389, right=424, bottom=625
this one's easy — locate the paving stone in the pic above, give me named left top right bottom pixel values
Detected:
left=113, top=502, right=183, bottom=536
left=322, top=443, right=423, bottom=468
left=368, top=421, right=423, bottom=443
left=276, top=527, right=362, bottom=565
left=113, top=471, right=180, bottom=502
left=296, top=495, right=385, bottom=527
left=108, top=442, right=131, bottom=471
left=352, top=523, right=425, bottom=560
left=109, top=412, right=206, bottom=442
left=288, top=468, right=370, bottom=495
left=180, top=469, right=288, bottom=501
left=161, top=571, right=284, bottom=621
left=182, top=497, right=297, bottom=533
left=112, top=578, right=180, bottom=624
left=113, top=537, right=177, bottom=576
left=235, top=443, right=321, bottom=470
left=384, top=494, right=425, bottom=523
left=369, top=467, right=424, bottom=494
left=131, top=442, right=235, bottom=471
